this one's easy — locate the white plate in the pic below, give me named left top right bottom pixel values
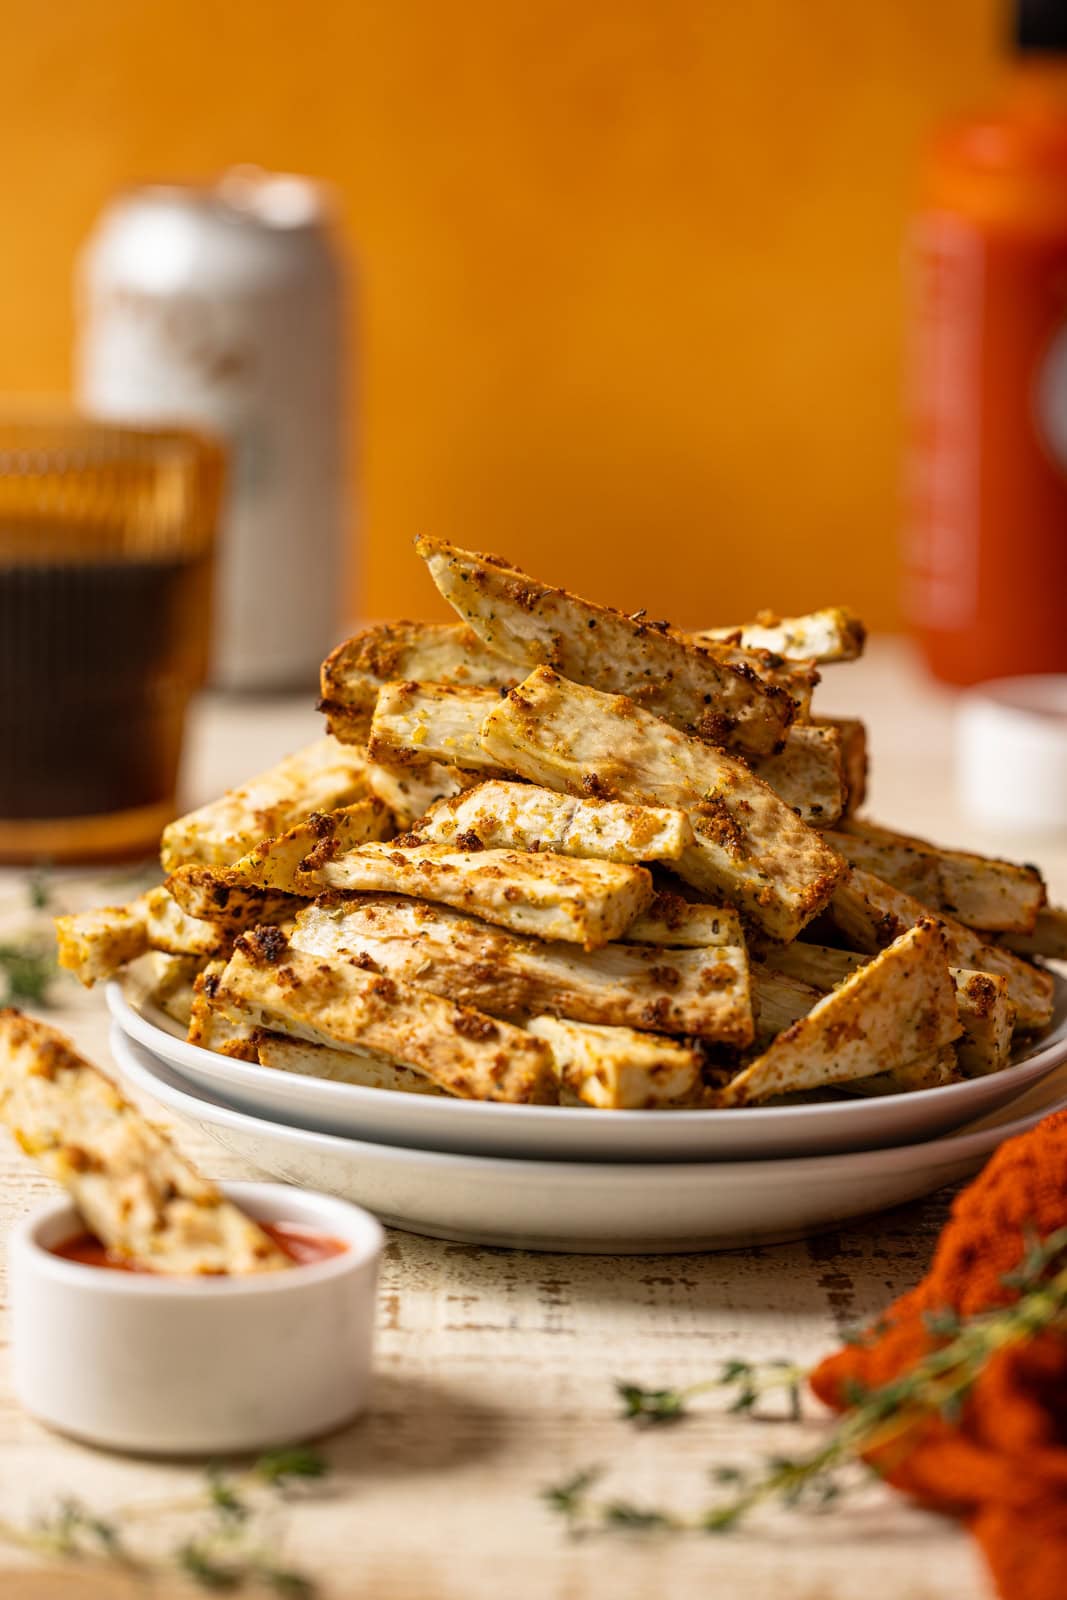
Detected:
left=108, top=975, right=1067, bottom=1163
left=110, top=1025, right=1067, bottom=1253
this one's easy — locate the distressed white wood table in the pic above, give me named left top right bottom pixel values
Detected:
left=2, top=640, right=1063, bottom=1600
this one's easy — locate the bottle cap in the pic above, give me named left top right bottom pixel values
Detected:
left=956, top=676, right=1067, bottom=832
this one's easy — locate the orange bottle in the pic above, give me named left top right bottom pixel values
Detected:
left=905, top=2, right=1067, bottom=685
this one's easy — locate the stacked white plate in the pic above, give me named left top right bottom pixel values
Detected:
left=107, top=977, right=1067, bottom=1254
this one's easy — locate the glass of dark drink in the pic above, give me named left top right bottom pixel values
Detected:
left=0, top=418, right=224, bottom=863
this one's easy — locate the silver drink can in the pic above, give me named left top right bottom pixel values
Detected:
left=76, top=168, right=349, bottom=690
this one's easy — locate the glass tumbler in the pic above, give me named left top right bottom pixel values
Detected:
left=0, top=418, right=224, bottom=863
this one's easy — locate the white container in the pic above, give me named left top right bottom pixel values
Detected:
left=9, top=1181, right=382, bottom=1455
left=76, top=170, right=349, bottom=690
left=956, top=675, right=1067, bottom=832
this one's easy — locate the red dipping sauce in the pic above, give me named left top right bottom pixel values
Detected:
left=50, top=1222, right=348, bottom=1274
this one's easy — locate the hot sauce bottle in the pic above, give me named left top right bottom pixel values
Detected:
left=905, top=0, right=1067, bottom=685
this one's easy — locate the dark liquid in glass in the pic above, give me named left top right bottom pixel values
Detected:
left=0, top=550, right=210, bottom=825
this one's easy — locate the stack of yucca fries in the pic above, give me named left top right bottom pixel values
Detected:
left=57, top=539, right=1063, bottom=1110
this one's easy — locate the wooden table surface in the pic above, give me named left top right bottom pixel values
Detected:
left=2, top=639, right=1063, bottom=1600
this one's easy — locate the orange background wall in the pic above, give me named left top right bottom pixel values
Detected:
left=1, top=0, right=1000, bottom=628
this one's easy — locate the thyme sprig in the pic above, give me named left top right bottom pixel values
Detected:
left=616, top=1357, right=805, bottom=1426
left=0, top=936, right=57, bottom=1007
left=0, top=1447, right=329, bottom=1594
left=546, top=1226, right=1067, bottom=1539
left=0, top=871, right=58, bottom=1007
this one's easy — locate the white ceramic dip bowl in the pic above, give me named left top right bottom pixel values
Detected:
left=8, top=1181, right=383, bottom=1455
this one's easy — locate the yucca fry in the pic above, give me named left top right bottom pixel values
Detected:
left=696, top=607, right=867, bottom=664
left=756, top=941, right=867, bottom=989
left=215, top=931, right=557, bottom=1103
left=416, top=535, right=798, bottom=756
left=480, top=668, right=845, bottom=941
left=830, top=820, right=1045, bottom=934
left=368, top=682, right=505, bottom=773
left=140, top=951, right=205, bottom=1030
left=256, top=1033, right=450, bottom=1096
left=718, top=920, right=960, bottom=1106
left=319, top=620, right=519, bottom=744
left=416, top=780, right=692, bottom=863
left=839, top=1046, right=963, bottom=1098
left=187, top=963, right=259, bottom=1061
left=142, top=885, right=235, bottom=960
left=758, top=941, right=1015, bottom=1076
left=164, top=866, right=302, bottom=934
left=623, top=891, right=743, bottom=948
left=164, top=798, right=393, bottom=919
left=527, top=1016, right=701, bottom=1109
left=951, top=969, right=1015, bottom=1076
left=55, top=897, right=151, bottom=987
left=830, top=868, right=1053, bottom=1031
left=1000, top=904, right=1067, bottom=961
left=824, top=827, right=944, bottom=904
left=298, top=840, right=654, bottom=949
left=816, top=717, right=868, bottom=815
left=750, top=965, right=822, bottom=1045
left=227, top=798, right=393, bottom=890
left=380, top=681, right=844, bottom=831
left=363, top=756, right=474, bottom=828
left=160, top=736, right=371, bottom=873
left=292, top=895, right=753, bottom=1043
left=0, top=1009, right=288, bottom=1274
left=747, top=723, right=846, bottom=826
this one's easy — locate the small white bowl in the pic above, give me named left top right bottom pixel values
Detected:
left=957, top=675, right=1067, bottom=832
left=8, top=1181, right=383, bottom=1455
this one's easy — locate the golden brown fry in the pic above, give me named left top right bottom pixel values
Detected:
left=228, top=798, right=393, bottom=890
left=830, top=819, right=1045, bottom=934
left=140, top=951, right=205, bottom=1030
left=1000, top=904, right=1067, bottom=961
left=757, top=940, right=1015, bottom=1077
left=215, top=931, right=557, bottom=1104
left=0, top=1009, right=288, bottom=1274
left=719, top=920, right=960, bottom=1105
left=840, top=1046, right=963, bottom=1097
left=951, top=969, right=1015, bottom=1077
left=187, top=962, right=259, bottom=1060
left=368, top=682, right=505, bottom=772
left=292, top=895, right=753, bottom=1043
left=830, top=868, right=1053, bottom=1031
left=55, top=898, right=150, bottom=987
left=750, top=965, right=822, bottom=1045
left=256, top=1032, right=450, bottom=1096
left=301, top=840, right=654, bottom=949
left=527, top=1016, right=701, bottom=1109
left=623, top=891, right=743, bottom=948
left=481, top=667, right=845, bottom=941
left=362, top=756, right=476, bottom=829
left=164, top=867, right=302, bottom=934
left=416, top=535, right=798, bottom=755
left=696, top=607, right=866, bottom=663
left=747, top=724, right=846, bottom=826
left=143, top=886, right=235, bottom=959
left=416, top=780, right=692, bottom=863
left=320, top=620, right=519, bottom=743
left=815, top=717, right=868, bottom=815
left=160, top=737, right=370, bottom=872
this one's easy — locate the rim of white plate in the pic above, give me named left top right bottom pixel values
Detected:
left=110, top=1022, right=1067, bottom=1184
left=108, top=972, right=1067, bottom=1131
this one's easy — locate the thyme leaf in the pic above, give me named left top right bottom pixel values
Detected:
left=616, top=1358, right=806, bottom=1427
left=0, top=1448, right=332, bottom=1593
left=0, top=939, right=56, bottom=1007
left=546, top=1225, right=1067, bottom=1541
